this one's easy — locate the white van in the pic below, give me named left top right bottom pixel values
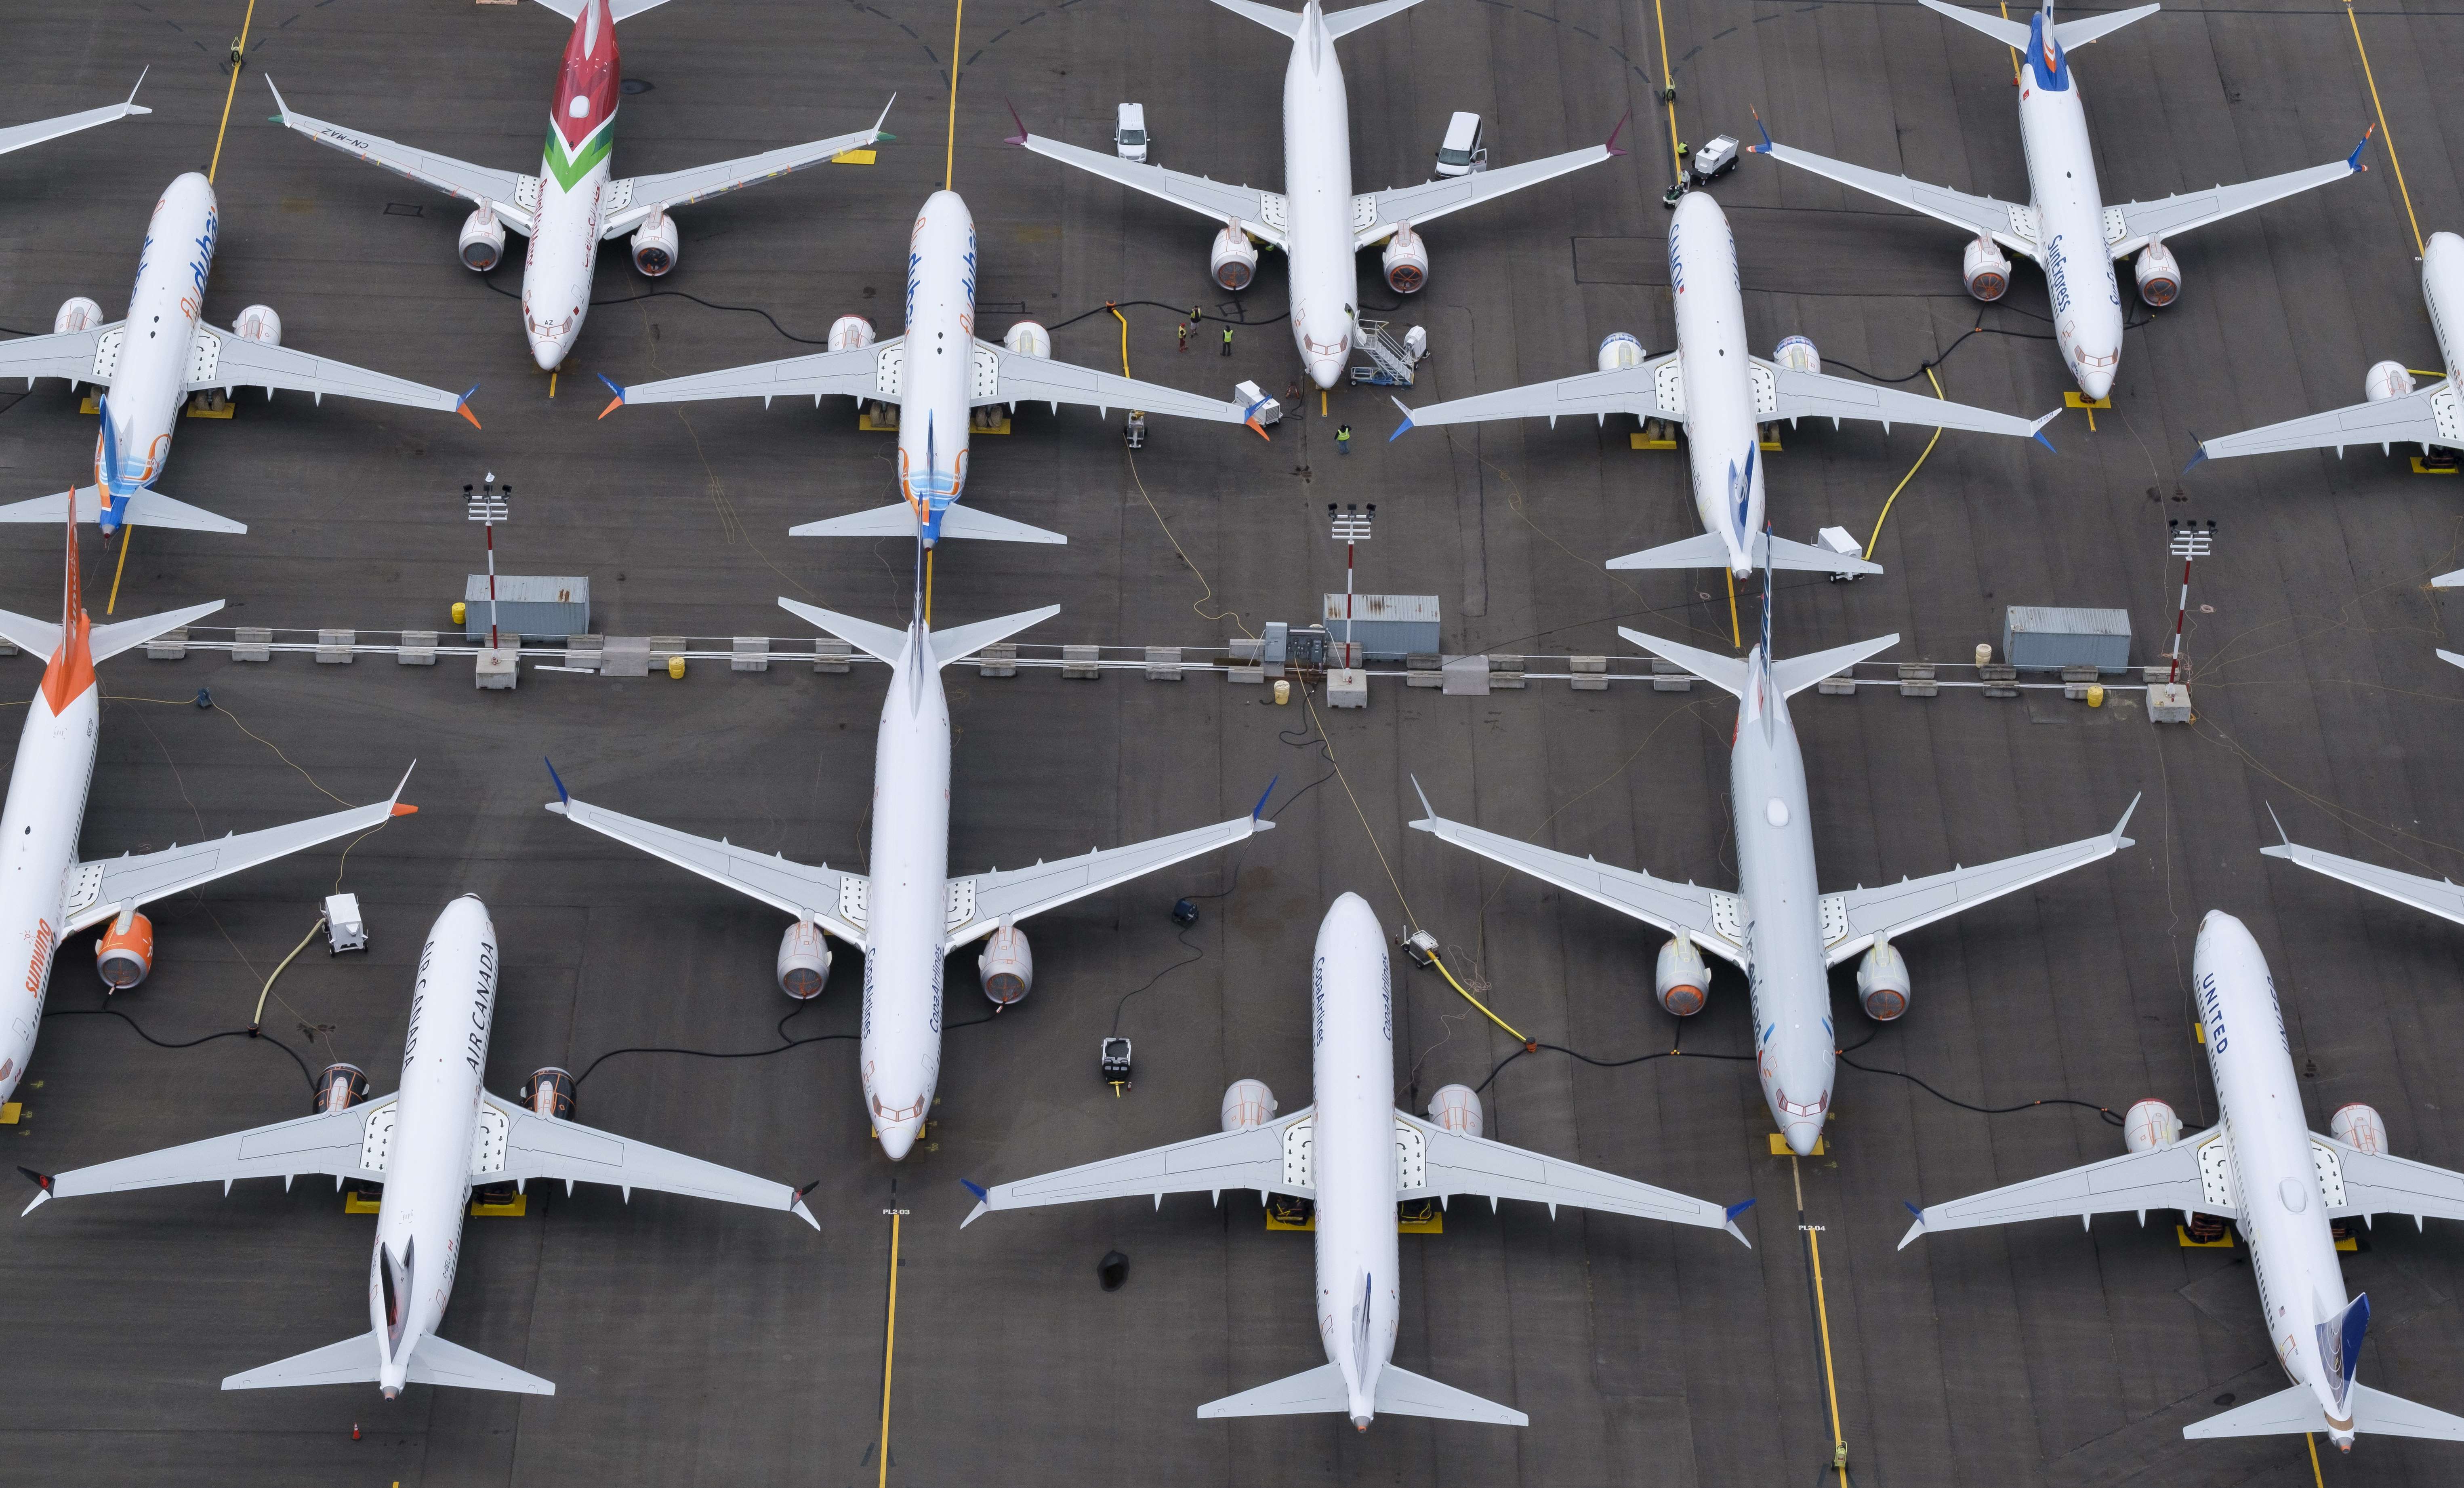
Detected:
left=1434, top=112, right=1486, bottom=177
left=1115, top=103, right=1148, bottom=162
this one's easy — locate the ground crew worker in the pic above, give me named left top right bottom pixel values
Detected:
left=1221, top=324, right=1234, bottom=356
left=1336, top=424, right=1352, bottom=454
left=1177, top=322, right=1189, bottom=351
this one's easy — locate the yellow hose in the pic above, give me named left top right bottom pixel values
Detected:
left=1862, top=366, right=1948, bottom=560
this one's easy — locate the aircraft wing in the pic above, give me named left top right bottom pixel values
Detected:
left=1750, top=132, right=2035, bottom=259
left=193, top=327, right=478, bottom=422
left=2187, top=380, right=2462, bottom=465
left=0, top=86, right=150, bottom=160
left=601, top=341, right=897, bottom=410
left=2107, top=140, right=2370, bottom=258
left=1759, top=358, right=2060, bottom=444
left=545, top=789, right=866, bottom=946
left=63, top=768, right=419, bottom=936
left=2260, top=833, right=2464, bottom=928
left=1898, top=1129, right=2222, bottom=1249
left=960, top=1107, right=1315, bottom=1226
left=480, top=1093, right=816, bottom=1228
left=2321, top=1139, right=2464, bottom=1227
left=1011, top=127, right=1285, bottom=247
left=1401, top=1113, right=1751, bottom=1245
left=946, top=811, right=1273, bottom=951
left=264, top=78, right=536, bottom=234
left=1822, top=796, right=2137, bottom=966
left=976, top=340, right=1264, bottom=429
left=0, top=325, right=115, bottom=388
left=1391, top=353, right=1679, bottom=435
left=1408, top=787, right=1742, bottom=965
left=1355, top=135, right=1619, bottom=244
left=601, top=97, right=896, bottom=238
left=23, top=1101, right=391, bottom=1212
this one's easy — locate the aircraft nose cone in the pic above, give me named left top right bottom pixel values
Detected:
left=1308, top=356, right=1345, bottom=390
left=2076, top=366, right=2113, bottom=402
left=1784, top=1121, right=1823, bottom=1157
left=877, top=1118, right=920, bottom=1162
left=529, top=334, right=569, bottom=372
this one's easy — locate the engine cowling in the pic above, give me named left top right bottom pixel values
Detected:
left=1855, top=938, right=1911, bottom=1021
left=1962, top=234, right=2012, bottom=301
left=2123, top=1097, right=2181, bottom=1153
left=630, top=209, right=679, bottom=277
left=1381, top=223, right=1429, bottom=294
left=1772, top=334, right=1821, bottom=376
left=2330, top=1102, right=2389, bottom=1154
left=458, top=207, right=507, bottom=272
left=313, top=1062, right=370, bottom=1115
left=231, top=305, right=282, bottom=346
left=94, top=909, right=153, bottom=990
left=1210, top=225, right=1259, bottom=292
left=1221, top=1078, right=1278, bottom=1131
left=1426, top=1084, right=1483, bottom=1138
left=829, top=315, right=877, bottom=353
left=776, top=920, right=831, bottom=1000
left=522, top=1066, right=578, bottom=1121
left=1655, top=934, right=1710, bottom=1017
left=978, top=924, right=1033, bottom=1004
left=2134, top=240, right=2180, bottom=307
left=2366, top=360, right=2416, bottom=403
left=53, top=296, right=103, bottom=335
left=1596, top=332, right=1646, bottom=373
left=1003, top=320, right=1052, bottom=358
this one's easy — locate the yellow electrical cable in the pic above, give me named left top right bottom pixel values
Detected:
left=2343, top=1, right=2422, bottom=257
left=1809, top=1221, right=1850, bottom=1486
left=1863, top=367, right=1949, bottom=560
left=876, top=1208, right=903, bottom=1488
left=1650, top=0, right=1681, bottom=183
left=942, top=0, right=965, bottom=190
left=1109, top=304, right=1130, bottom=377
left=1425, top=950, right=1526, bottom=1043
left=250, top=915, right=327, bottom=1029
left=207, top=0, right=259, bottom=184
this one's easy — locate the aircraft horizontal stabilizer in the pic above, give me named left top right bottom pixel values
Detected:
left=1916, top=0, right=2029, bottom=48
left=1197, top=1362, right=1352, bottom=1418
left=89, top=600, right=225, bottom=667
left=528, top=0, right=673, bottom=21
left=1617, top=627, right=1748, bottom=700
left=2183, top=1381, right=2464, bottom=1442
left=1768, top=534, right=1880, bottom=577
left=1769, top=634, right=1899, bottom=700
left=0, top=607, right=61, bottom=659
left=404, top=1334, right=556, bottom=1393
left=228, top=1330, right=555, bottom=1394
left=936, top=505, right=1069, bottom=544
left=786, top=501, right=1067, bottom=545
left=776, top=599, right=908, bottom=667
left=0, top=486, right=246, bottom=534
left=1374, top=1363, right=1527, bottom=1425
left=926, top=607, right=1062, bottom=672
left=2052, top=3, right=2159, bottom=49
left=1603, top=530, right=1733, bottom=572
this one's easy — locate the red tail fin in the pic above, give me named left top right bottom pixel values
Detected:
left=61, top=489, right=79, bottom=636
left=40, top=484, right=93, bottom=716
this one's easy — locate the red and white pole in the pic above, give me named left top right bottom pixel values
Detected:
left=2167, top=552, right=2191, bottom=684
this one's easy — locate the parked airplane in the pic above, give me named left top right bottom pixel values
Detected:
left=1007, top=0, right=1624, bottom=391
left=1412, top=559, right=2136, bottom=1155
left=1901, top=911, right=2464, bottom=1450
left=265, top=0, right=894, bottom=370
left=546, top=559, right=1271, bottom=1160
left=0, top=509, right=419, bottom=1107
left=0, top=75, right=151, bottom=163
left=0, top=173, right=479, bottom=537
left=22, top=894, right=816, bottom=1396
left=1389, top=191, right=2060, bottom=578
left=2186, top=232, right=2464, bottom=472
left=962, top=891, right=1750, bottom=1429
left=598, top=189, right=1266, bottom=545
left=1752, top=0, right=2368, bottom=402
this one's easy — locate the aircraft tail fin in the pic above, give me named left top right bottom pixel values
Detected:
left=2319, top=1292, right=2369, bottom=1415
left=925, top=606, right=1060, bottom=671
left=88, top=600, right=225, bottom=667
left=1373, top=1363, right=1528, bottom=1425
left=2183, top=1379, right=2464, bottom=1442
left=2053, top=4, right=2157, bottom=49
left=1617, top=627, right=1748, bottom=700
left=1917, top=0, right=2031, bottom=48
left=1769, top=634, right=1900, bottom=700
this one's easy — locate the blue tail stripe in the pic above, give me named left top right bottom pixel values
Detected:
left=2341, top=1293, right=2370, bottom=1388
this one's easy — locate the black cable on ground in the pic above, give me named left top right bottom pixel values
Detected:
left=572, top=996, right=846, bottom=1085
left=1837, top=1048, right=2123, bottom=1125
left=45, top=1005, right=316, bottom=1094
left=479, top=272, right=837, bottom=344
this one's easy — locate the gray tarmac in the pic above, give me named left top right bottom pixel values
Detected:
left=0, top=1, right=2459, bottom=1484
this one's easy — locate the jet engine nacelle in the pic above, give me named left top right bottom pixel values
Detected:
left=313, top=1062, right=370, bottom=1115
left=1210, top=225, right=1259, bottom=292
left=458, top=207, right=507, bottom=272
left=1962, top=234, right=2012, bottom=302
left=521, top=1066, right=578, bottom=1121
left=2133, top=240, right=2180, bottom=307
left=1855, top=938, right=1911, bottom=1021
left=94, top=909, right=153, bottom=990
left=829, top=315, right=877, bottom=353
left=1381, top=223, right=1429, bottom=295
left=1596, top=332, right=1646, bottom=372
left=978, top=924, right=1033, bottom=1004
left=2122, top=1097, right=2181, bottom=1153
left=2330, top=1102, right=2390, bottom=1154
left=1003, top=320, right=1052, bottom=358
left=776, top=919, right=831, bottom=1000
left=1655, top=934, right=1710, bottom=1017
left=1426, top=1083, right=1483, bottom=1138
left=52, top=296, right=103, bottom=335
left=1221, top=1078, right=1278, bottom=1131
left=231, top=305, right=282, bottom=346
left=630, top=209, right=679, bottom=277
left=2366, top=360, right=2416, bottom=403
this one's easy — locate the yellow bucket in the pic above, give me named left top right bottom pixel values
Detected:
left=451, top=600, right=466, bottom=625
left=667, top=654, right=687, bottom=680
left=2086, top=682, right=2105, bottom=708
left=1273, top=679, right=1290, bottom=705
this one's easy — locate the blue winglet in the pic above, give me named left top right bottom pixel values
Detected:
left=960, top=1179, right=988, bottom=1202
left=597, top=373, right=625, bottom=400
left=2181, top=438, right=2208, bottom=476
left=1388, top=412, right=1414, bottom=442
left=1251, top=773, right=1280, bottom=821
left=1750, top=110, right=1774, bottom=154
left=543, top=756, right=569, bottom=805
left=2034, top=429, right=2058, bottom=455
left=1903, top=1200, right=1924, bottom=1219
left=1725, top=1199, right=1756, bottom=1222
left=2348, top=129, right=2375, bottom=173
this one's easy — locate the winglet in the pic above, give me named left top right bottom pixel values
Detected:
left=1251, top=774, right=1279, bottom=822
left=2349, top=125, right=2376, bottom=174
left=1407, top=772, right=1437, bottom=826
left=263, top=74, right=288, bottom=122
left=596, top=373, right=626, bottom=420
left=1897, top=1199, right=1926, bottom=1250
left=1241, top=394, right=1274, bottom=440
left=455, top=385, right=482, bottom=431
left=2264, top=801, right=2289, bottom=848
left=2029, top=406, right=2062, bottom=453
left=1749, top=108, right=1774, bottom=154
left=790, top=1179, right=821, bottom=1231
left=1003, top=99, right=1030, bottom=148
left=387, top=760, right=418, bottom=817
left=2110, top=791, right=2140, bottom=846
left=1604, top=109, right=1631, bottom=159
left=2181, top=434, right=2208, bottom=475
left=1723, top=1198, right=1755, bottom=1248
left=544, top=756, right=570, bottom=806
left=18, top=1167, right=51, bottom=1218
left=959, top=1178, right=990, bottom=1229
left=871, top=92, right=898, bottom=140
left=1388, top=396, right=1415, bottom=441
left=126, top=66, right=151, bottom=115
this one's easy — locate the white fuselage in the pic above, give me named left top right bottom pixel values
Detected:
left=2192, top=912, right=2359, bottom=1448
left=367, top=896, right=499, bottom=1398
left=898, top=192, right=980, bottom=545
left=1307, top=892, right=1401, bottom=1429
left=1728, top=651, right=1835, bottom=1156
left=856, top=625, right=953, bottom=1160
left=2014, top=21, right=2124, bottom=400
left=1278, top=3, right=1360, bottom=390
left=1666, top=193, right=1767, bottom=576
left=0, top=663, right=98, bottom=1105
left=2419, top=232, right=2464, bottom=383
left=521, top=0, right=620, bottom=370
left=95, top=173, right=219, bottom=528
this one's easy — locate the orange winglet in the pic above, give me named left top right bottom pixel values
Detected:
left=1249, top=418, right=1272, bottom=442
left=389, top=803, right=419, bottom=817
left=458, top=404, right=483, bottom=430
left=597, top=396, right=623, bottom=420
